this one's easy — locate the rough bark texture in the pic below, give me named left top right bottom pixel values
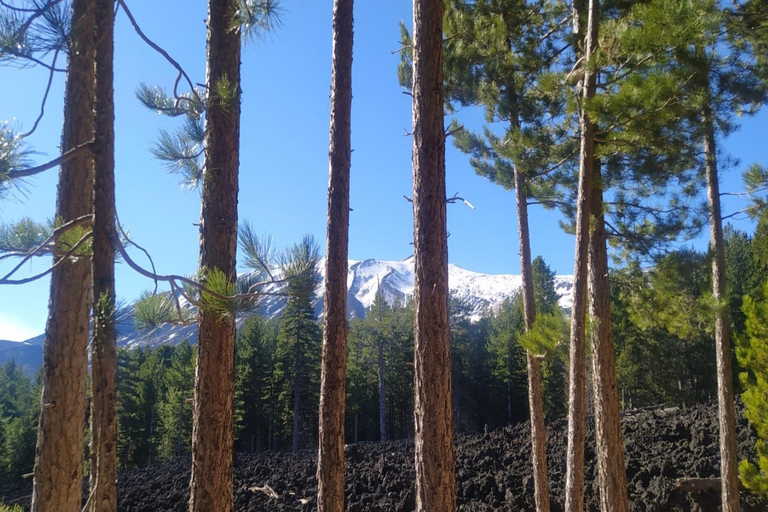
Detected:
left=588, top=166, right=629, bottom=512
left=564, top=1, right=597, bottom=511
left=703, top=99, right=740, bottom=512
left=188, top=0, right=241, bottom=510
left=316, top=2, right=353, bottom=510
left=411, top=0, right=455, bottom=509
left=514, top=157, right=550, bottom=512
left=30, top=2, right=94, bottom=510
left=89, top=0, right=117, bottom=510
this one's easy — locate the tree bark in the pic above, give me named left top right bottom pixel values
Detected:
left=565, top=1, right=597, bottom=511
left=317, top=2, right=353, bottom=509
left=188, top=0, right=241, bottom=510
left=411, top=0, right=455, bottom=509
left=515, top=162, right=551, bottom=512
left=588, top=164, right=629, bottom=512
left=703, top=96, right=740, bottom=512
left=89, top=0, right=117, bottom=509
left=31, top=1, right=94, bottom=510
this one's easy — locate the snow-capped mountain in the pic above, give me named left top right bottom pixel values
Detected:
left=8, top=258, right=574, bottom=368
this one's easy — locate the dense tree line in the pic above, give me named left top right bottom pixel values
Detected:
left=1, top=225, right=765, bottom=482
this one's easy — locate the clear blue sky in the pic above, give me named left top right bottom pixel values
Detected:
left=0, top=0, right=765, bottom=340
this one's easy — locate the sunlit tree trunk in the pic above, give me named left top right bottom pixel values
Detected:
left=411, top=0, right=455, bottom=509
left=703, top=90, right=740, bottom=512
left=89, top=0, right=117, bottom=509
left=514, top=162, right=551, bottom=512
left=564, top=0, right=598, bottom=511
left=588, top=163, right=629, bottom=512
left=317, top=1, right=353, bottom=509
left=188, top=0, right=241, bottom=509
left=31, top=1, right=94, bottom=510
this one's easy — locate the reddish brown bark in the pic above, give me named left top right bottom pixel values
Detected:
left=565, top=1, right=598, bottom=511
left=411, top=0, right=455, bottom=509
left=703, top=96, right=740, bottom=512
left=317, top=2, right=353, bottom=510
left=514, top=152, right=551, bottom=512
left=588, top=166, right=629, bottom=512
left=188, top=0, right=241, bottom=510
left=88, top=0, right=117, bottom=510
left=31, top=1, right=94, bottom=510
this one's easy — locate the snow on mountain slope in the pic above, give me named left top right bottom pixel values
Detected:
left=12, top=258, right=574, bottom=358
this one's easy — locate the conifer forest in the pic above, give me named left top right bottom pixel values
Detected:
left=2, top=0, right=768, bottom=511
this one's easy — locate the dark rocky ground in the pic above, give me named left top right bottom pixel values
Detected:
left=2, top=402, right=766, bottom=511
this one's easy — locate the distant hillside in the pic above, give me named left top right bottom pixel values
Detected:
left=3, top=257, right=574, bottom=373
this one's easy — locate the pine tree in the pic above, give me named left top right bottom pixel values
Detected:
left=88, top=0, right=117, bottom=508
left=159, top=340, right=195, bottom=460
left=737, top=280, right=768, bottom=492
left=234, top=317, right=277, bottom=452
left=27, top=1, right=95, bottom=510
left=274, top=236, right=321, bottom=451
left=410, top=0, right=455, bottom=508
left=317, top=0, right=353, bottom=508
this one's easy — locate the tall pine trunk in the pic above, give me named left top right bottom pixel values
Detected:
left=587, top=163, right=629, bottom=512
left=514, top=163, right=551, bottom=512
left=31, top=2, right=94, bottom=510
left=317, top=1, right=353, bottom=508
left=564, top=0, right=597, bottom=511
left=89, top=0, right=117, bottom=509
left=188, top=0, right=241, bottom=509
left=411, top=0, right=455, bottom=509
left=703, top=94, right=740, bottom=512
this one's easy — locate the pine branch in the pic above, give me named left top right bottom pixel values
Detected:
left=19, top=46, right=58, bottom=138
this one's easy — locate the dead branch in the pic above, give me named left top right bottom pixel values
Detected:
left=0, top=231, right=92, bottom=285
left=8, top=140, right=94, bottom=180
left=117, top=0, right=203, bottom=108
left=20, top=47, right=59, bottom=138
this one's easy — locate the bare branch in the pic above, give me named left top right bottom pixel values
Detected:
left=20, top=47, right=59, bottom=138
left=0, top=231, right=92, bottom=285
left=9, top=140, right=93, bottom=179
left=117, top=0, right=203, bottom=107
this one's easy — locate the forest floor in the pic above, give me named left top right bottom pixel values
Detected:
left=1, top=402, right=766, bottom=512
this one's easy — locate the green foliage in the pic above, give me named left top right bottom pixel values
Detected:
left=157, top=340, right=195, bottom=459
left=234, top=316, right=278, bottom=451
left=737, top=280, right=768, bottom=492
left=0, top=360, right=38, bottom=481
left=0, top=217, right=51, bottom=252
left=200, top=266, right=238, bottom=320
left=132, top=291, right=178, bottom=331
left=0, top=503, right=24, bottom=512
left=236, top=0, right=283, bottom=43
left=273, top=235, right=321, bottom=449
left=518, top=309, right=567, bottom=358
left=611, top=252, right=718, bottom=407
left=0, top=124, right=34, bottom=198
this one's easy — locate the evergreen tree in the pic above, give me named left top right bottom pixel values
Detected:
left=274, top=236, right=321, bottom=451
left=158, top=340, right=195, bottom=460
left=317, top=0, right=354, bottom=508
left=234, top=317, right=277, bottom=452
left=0, top=360, right=38, bottom=481
left=737, top=280, right=768, bottom=492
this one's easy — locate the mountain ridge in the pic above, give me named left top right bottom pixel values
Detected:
left=5, top=258, right=574, bottom=373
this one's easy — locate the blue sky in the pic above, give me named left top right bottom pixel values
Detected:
left=0, top=0, right=765, bottom=340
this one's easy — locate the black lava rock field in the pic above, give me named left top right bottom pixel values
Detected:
left=2, top=402, right=766, bottom=511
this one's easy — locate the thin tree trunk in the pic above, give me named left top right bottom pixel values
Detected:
left=378, top=335, right=387, bottom=442
left=148, top=405, right=155, bottom=465
left=703, top=96, right=740, bottom=512
left=411, top=0, right=455, bottom=509
left=514, top=159, right=551, bottom=512
left=317, top=1, right=353, bottom=509
left=588, top=162, right=629, bottom=512
left=31, top=1, right=94, bottom=510
left=89, top=0, right=117, bottom=509
left=188, top=0, right=241, bottom=509
left=565, top=0, right=598, bottom=511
